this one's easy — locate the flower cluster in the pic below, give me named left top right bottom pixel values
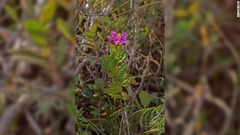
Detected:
left=107, top=31, right=129, bottom=45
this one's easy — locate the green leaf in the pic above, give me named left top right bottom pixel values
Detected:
left=82, top=88, right=95, bottom=99
left=66, top=102, right=75, bottom=117
left=9, top=49, right=48, bottom=68
left=101, top=103, right=109, bottom=110
left=119, top=55, right=126, bottom=63
left=75, top=76, right=81, bottom=82
left=85, top=32, right=94, bottom=42
left=112, top=20, right=119, bottom=28
left=118, top=64, right=127, bottom=73
left=95, top=78, right=104, bottom=84
left=139, top=91, right=151, bottom=108
left=90, top=105, right=100, bottom=116
left=121, top=78, right=131, bottom=86
left=87, top=84, right=96, bottom=90
left=109, top=93, right=122, bottom=99
left=93, top=92, right=99, bottom=97
left=81, top=43, right=95, bottom=49
left=130, top=78, right=139, bottom=85
left=4, top=5, right=18, bottom=22
left=57, top=18, right=74, bottom=43
left=24, top=20, right=47, bottom=46
left=103, top=84, right=122, bottom=94
left=121, top=92, right=128, bottom=100
left=104, top=17, right=111, bottom=26
left=95, top=78, right=105, bottom=89
left=97, top=32, right=104, bottom=41
left=40, top=0, right=57, bottom=25
left=172, top=20, right=190, bottom=43
left=0, top=93, right=5, bottom=115
left=91, top=24, right=98, bottom=34
left=90, top=110, right=100, bottom=116
left=56, top=38, right=68, bottom=64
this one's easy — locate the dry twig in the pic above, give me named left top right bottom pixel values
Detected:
left=0, top=94, right=33, bottom=135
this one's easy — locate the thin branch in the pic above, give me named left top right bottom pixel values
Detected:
left=166, top=75, right=194, bottom=94
left=211, top=19, right=239, bottom=135
left=102, top=0, right=115, bottom=15
left=25, top=111, right=43, bottom=135
left=86, top=65, right=96, bottom=80
left=75, top=59, right=89, bottom=76
left=127, top=55, right=149, bottom=106
left=0, top=94, right=33, bottom=135
left=0, top=0, right=7, bottom=15
left=128, top=0, right=139, bottom=67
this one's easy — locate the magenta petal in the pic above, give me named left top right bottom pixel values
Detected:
left=111, top=31, right=117, bottom=37
left=116, top=36, right=121, bottom=41
left=115, top=37, right=121, bottom=44
left=121, top=32, right=128, bottom=38
left=121, top=39, right=129, bottom=44
left=107, top=36, right=112, bottom=40
left=115, top=41, right=120, bottom=44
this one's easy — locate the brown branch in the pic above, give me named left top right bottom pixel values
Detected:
left=0, top=0, right=7, bottom=15
left=75, top=58, right=89, bottom=76
left=20, top=0, right=37, bottom=19
left=25, top=111, right=42, bottom=135
left=102, top=0, right=115, bottom=15
left=127, top=0, right=139, bottom=67
left=86, top=65, right=96, bottom=80
left=127, top=55, right=149, bottom=106
left=211, top=19, right=239, bottom=135
left=0, top=94, right=34, bottom=135
left=166, top=75, right=194, bottom=94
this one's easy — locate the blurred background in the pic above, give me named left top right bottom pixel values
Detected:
left=166, top=0, right=240, bottom=134
left=0, top=0, right=75, bottom=135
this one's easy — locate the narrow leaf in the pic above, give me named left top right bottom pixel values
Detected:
left=57, top=18, right=74, bottom=43
left=40, top=0, right=57, bottom=25
left=24, top=20, right=47, bottom=46
left=4, top=5, right=18, bottom=22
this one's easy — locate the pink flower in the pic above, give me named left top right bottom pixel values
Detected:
left=107, top=31, right=118, bottom=44
left=119, top=32, right=129, bottom=45
left=107, top=31, right=129, bottom=45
